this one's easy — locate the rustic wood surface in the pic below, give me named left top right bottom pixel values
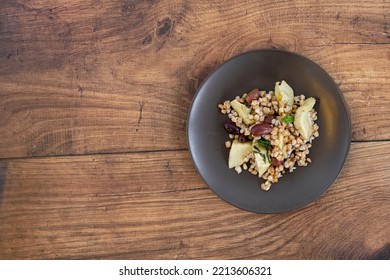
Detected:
left=0, top=0, right=389, bottom=259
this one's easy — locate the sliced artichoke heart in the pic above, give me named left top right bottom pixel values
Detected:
left=228, top=140, right=252, bottom=168
left=253, top=142, right=271, bottom=177
left=275, top=80, right=294, bottom=107
left=230, top=99, right=254, bottom=125
left=294, top=97, right=316, bottom=141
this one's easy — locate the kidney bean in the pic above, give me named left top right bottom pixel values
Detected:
left=271, top=157, right=282, bottom=167
left=244, top=88, right=260, bottom=104
left=238, top=134, right=248, bottom=143
left=224, top=121, right=240, bottom=135
left=264, top=114, right=275, bottom=124
left=250, top=123, right=273, bottom=136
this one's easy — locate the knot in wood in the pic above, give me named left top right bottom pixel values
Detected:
left=156, top=17, right=173, bottom=37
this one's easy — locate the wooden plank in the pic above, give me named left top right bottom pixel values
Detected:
left=0, top=142, right=389, bottom=259
left=0, top=45, right=389, bottom=159
left=302, top=45, right=390, bottom=142
left=1, top=0, right=390, bottom=158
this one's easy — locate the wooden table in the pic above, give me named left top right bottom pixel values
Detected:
left=0, top=0, right=389, bottom=260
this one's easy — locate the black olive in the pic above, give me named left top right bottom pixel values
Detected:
left=224, top=121, right=240, bottom=135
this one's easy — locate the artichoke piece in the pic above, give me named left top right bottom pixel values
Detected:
left=275, top=80, right=294, bottom=107
left=228, top=140, right=252, bottom=169
left=253, top=142, right=271, bottom=177
left=230, top=99, right=255, bottom=125
left=294, top=97, right=316, bottom=141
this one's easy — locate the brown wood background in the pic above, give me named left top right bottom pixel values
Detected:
left=0, top=0, right=389, bottom=259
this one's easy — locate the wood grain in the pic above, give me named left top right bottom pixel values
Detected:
left=1, top=0, right=390, bottom=158
left=1, top=0, right=389, bottom=261
left=0, top=142, right=389, bottom=259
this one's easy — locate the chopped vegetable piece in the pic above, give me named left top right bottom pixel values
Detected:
left=282, top=115, right=294, bottom=124
left=228, top=140, right=252, bottom=168
left=230, top=99, right=254, bottom=125
left=275, top=80, right=294, bottom=107
left=253, top=144, right=271, bottom=177
left=294, top=97, right=316, bottom=141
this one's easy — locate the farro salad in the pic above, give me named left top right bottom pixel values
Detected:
left=218, top=81, right=319, bottom=191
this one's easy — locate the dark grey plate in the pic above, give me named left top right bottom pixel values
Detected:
left=187, top=49, right=351, bottom=213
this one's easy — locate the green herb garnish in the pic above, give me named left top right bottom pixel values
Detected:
left=257, top=138, right=270, bottom=148
left=267, top=153, right=272, bottom=164
left=260, top=153, right=267, bottom=163
left=282, top=115, right=294, bottom=124
left=253, top=146, right=260, bottom=153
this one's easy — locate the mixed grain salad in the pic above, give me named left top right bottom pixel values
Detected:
left=218, top=81, right=319, bottom=191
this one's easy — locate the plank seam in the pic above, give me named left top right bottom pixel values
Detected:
left=0, top=140, right=389, bottom=161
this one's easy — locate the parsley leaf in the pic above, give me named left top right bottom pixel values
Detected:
left=257, top=138, right=270, bottom=148
left=282, top=115, right=294, bottom=124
